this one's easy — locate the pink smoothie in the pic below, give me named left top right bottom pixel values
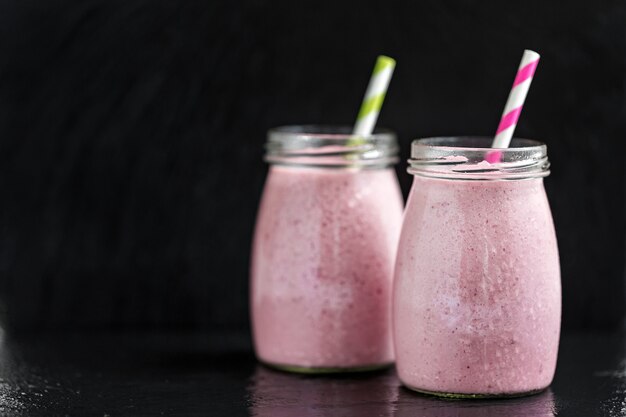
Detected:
left=251, top=165, right=403, bottom=369
left=393, top=175, right=561, bottom=395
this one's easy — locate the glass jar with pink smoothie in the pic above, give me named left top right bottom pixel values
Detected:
left=251, top=125, right=404, bottom=373
left=393, top=137, right=561, bottom=397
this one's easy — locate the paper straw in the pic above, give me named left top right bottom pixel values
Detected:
left=352, top=55, right=396, bottom=137
left=486, top=50, right=540, bottom=163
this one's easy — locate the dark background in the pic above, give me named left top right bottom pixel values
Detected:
left=0, top=0, right=623, bottom=333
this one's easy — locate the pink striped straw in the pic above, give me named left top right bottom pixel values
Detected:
left=486, top=50, right=540, bottom=163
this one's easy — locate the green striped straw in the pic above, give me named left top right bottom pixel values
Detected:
left=352, top=55, right=396, bottom=138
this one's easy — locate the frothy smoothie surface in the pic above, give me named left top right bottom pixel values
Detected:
left=394, top=175, right=561, bottom=395
left=252, top=166, right=403, bottom=369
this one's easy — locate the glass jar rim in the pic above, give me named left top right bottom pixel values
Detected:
left=409, top=136, right=550, bottom=180
left=266, top=125, right=399, bottom=169
left=268, top=125, right=396, bottom=142
left=413, top=136, right=546, bottom=153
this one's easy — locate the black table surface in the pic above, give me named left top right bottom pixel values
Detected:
left=0, top=330, right=623, bottom=416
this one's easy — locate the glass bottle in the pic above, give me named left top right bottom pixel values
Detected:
left=394, top=137, right=561, bottom=397
left=251, top=125, right=403, bottom=372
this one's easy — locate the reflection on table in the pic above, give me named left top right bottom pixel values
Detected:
left=247, top=366, right=397, bottom=417
left=395, top=386, right=555, bottom=417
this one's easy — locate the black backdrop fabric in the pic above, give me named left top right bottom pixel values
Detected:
left=0, top=0, right=623, bottom=332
